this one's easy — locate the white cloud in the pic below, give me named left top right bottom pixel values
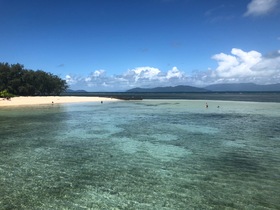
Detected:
left=244, top=0, right=278, bottom=16
left=65, top=48, right=280, bottom=91
left=66, top=66, right=188, bottom=91
left=92, top=70, right=106, bottom=77
left=85, top=77, right=91, bottom=82
left=123, top=66, right=188, bottom=86
left=65, top=75, right=77, bottom=85
left=127, top=66, right=161, bottom=82
left=209, top=48, right=280, bottom=84
left=166, top=67, right=183, bottom=79
left=254, top=52, right=280, bottom=75
left=85, top=70, right=106, bottom=82
left=212, top=48, right=262, bottom=77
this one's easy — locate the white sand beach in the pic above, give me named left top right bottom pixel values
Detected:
left=0, top=96, right=119, bottom=107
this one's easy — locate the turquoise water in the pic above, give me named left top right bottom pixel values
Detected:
left=0, top=100, right=279, bottom=209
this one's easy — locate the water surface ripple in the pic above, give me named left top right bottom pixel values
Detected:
left=0, top=100, right=279, bottom=209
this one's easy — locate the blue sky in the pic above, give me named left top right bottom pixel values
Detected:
left=1, top=0, right=280, bottom=91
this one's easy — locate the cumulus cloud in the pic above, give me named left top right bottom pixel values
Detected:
left=212, top=48, right=262, bottom=77
left=85, top=70, right=106, bottom=82
left=122, top=66, right=187, bottom=87
left=65, top=75, right=77, bottom=85
left=65, top=48, right=280, bottom=91
left=127, top=66, right=161, bottom=82
left=210, top=48, right=280, bottom=84
left=244, top=0, right=278, bottom=16
left=166, top=67, right=183, bottom=79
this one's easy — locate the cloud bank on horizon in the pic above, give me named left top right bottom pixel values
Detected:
left=66, top=48, right=280, bottom=91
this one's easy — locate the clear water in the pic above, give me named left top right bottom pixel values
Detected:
left=0, top=100, right=279, bottom=209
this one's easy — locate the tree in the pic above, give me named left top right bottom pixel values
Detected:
left=0, top=63, right=10, bottom=91
left=0, top=89, right=14, bottom=98
left=0, top=62, right=68, bottom=96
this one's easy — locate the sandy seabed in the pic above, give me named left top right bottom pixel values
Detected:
left=0, top=96, right=118, bottom=107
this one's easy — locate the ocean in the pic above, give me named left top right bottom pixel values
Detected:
left=0, top=98, right=280, bottom=209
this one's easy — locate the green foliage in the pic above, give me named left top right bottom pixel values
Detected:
left=0, top=62, right=68, bottom=96
left=0, top=89, right=15, bottom=98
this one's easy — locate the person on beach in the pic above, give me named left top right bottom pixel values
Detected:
left=205, top=102, right=208, bottom=108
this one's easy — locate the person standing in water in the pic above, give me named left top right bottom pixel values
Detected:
left=205, top=102, right=208, bottom=108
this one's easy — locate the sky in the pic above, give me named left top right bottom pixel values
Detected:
left=1, top=0, right=280, bottom=91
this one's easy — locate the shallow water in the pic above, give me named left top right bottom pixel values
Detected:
left=0, top=100, right=279, bottom=209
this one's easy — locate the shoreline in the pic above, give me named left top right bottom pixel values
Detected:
left=62, top=92, right=280, bottom=103
left=0, top=96, right=119, bottom=107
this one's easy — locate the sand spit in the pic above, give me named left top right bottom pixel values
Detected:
left=0, top=96, right=119, bottom=107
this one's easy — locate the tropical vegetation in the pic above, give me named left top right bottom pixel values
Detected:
left=0, top=62, right=68, bottom=97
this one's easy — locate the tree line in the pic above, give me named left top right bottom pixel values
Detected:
left=0, top=62, right=68, bottom=96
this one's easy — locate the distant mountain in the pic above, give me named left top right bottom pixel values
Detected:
left=205, top=83, right=280, bottom=92
left=126, top=85, right=209, bottom=92
left=65, top=89, right=87, bottom=93
left=126, top=83, right=280, bottom=93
